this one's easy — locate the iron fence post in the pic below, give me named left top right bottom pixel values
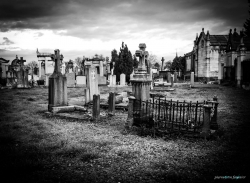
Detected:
left=125, top=96, right=136, bottom=129
left=210, top=96, right=219, bottom=130
left=201, top=105, right=212, bottom=139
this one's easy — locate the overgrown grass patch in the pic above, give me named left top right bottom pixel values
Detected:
left=0, top=86, right=250, bottom=182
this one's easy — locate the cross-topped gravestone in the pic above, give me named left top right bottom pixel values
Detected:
left=51, top=49, right=63, bottom=75
left=48, top=49, right=67, bottom=112
left=130, top=43, right=151, bottom=101
left=19, top=57, right=26, bottom=67
left=129, top=43, right=152, bottom=127
left=135, top=43, right=149, bottom=73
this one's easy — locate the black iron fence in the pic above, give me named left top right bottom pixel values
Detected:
left=133, top=96, right=213, bottom=135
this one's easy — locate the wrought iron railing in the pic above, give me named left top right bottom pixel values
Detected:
left=133, top=97, right=206, bottom=134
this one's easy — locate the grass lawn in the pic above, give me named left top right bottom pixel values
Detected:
left=0, top=85, right=249, bottom=183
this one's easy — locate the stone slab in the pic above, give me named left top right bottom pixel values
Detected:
left=52, top=105, right=75, bottom=114
left=66, top=72, right=75, bottom=87
left=74, top=105, right=88, bottom=112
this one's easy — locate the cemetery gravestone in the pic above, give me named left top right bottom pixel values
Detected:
left=120, top=73, right=126, bottom=86
left=130, top=43, right=151, bottom=101
left=48, top=49, right=67, bottom=112
left=174, top=72, right=177, bottom=83
left=66, top=72, right=76, bottom=87
left=76, top=76, right=86, bottom=87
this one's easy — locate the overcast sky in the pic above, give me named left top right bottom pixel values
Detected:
left=0, top=0, right=249, bottom=63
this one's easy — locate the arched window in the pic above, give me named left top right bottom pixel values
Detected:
left=201, top=40, right=204, bottom=48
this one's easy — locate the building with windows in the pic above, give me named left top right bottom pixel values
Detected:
left=184, top=28, right=250, bottom=88
left=184, top=28, right=228, bottom=82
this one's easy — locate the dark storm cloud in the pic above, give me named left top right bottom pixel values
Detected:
left=0, top=37, right=14, bottom=45
left=0, top=0, right=248, bottom=37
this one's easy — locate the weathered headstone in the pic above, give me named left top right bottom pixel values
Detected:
left=48, top=49, right=67, bottom=112
left=66, top=72, right=75, bottom=87
left=171, top=76, right=174, bottom=87
left=76, top=76, right=86, bottom=87
left=23, top=68, right=29, bottom=87
left=130, top=43, right=151, bottom=103
left=108, top=92, right=115, bottom=116
left=47, top=62, right=54, bottom=74
left=174, top=71, right=177, bottom=83
left=86, top=66, right=99, bottom=101
left=16, top=59, right=30, bottom=88
left=167, top=72, right=171, bottom=83
left=110, top=75, right=116, bottom=86
left=120, top=73, right=126, bottom=86
left=92, top=94, right=100, bottom=121
left=201, top=105, right=212, bottom=139
left=84, top=88, right=90, bottom=105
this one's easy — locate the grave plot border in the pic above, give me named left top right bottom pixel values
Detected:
left=132, top=96, right=218, bottom=136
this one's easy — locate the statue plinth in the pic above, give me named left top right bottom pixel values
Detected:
left=130, top=43, right=152, bottom=101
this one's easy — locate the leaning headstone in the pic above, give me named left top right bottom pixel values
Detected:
left=120, top=73, right=126, bottom=86
left=66, top=72, right=75, bottom=87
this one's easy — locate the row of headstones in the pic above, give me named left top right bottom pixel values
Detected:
left=109, top=73, right=127, bottom=86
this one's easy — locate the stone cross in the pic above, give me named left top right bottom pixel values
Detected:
left=19, top=57, right=26, bottom=67
left=135, top=43, right=149, bottom=71
left=51, top=49, right=63, bottom=74
left=161, top=57, right=165, bottom=71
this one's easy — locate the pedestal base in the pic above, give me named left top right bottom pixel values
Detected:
left=48, top=74, right=67, bottom=112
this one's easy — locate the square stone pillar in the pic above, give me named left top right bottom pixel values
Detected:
left=92, top=94, right=100, bottom=121
left=191, top=72, right=194, bottom=87
left=108, top=92, right=116, bottom=116
left=201, top=105, right=212, bottom=139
